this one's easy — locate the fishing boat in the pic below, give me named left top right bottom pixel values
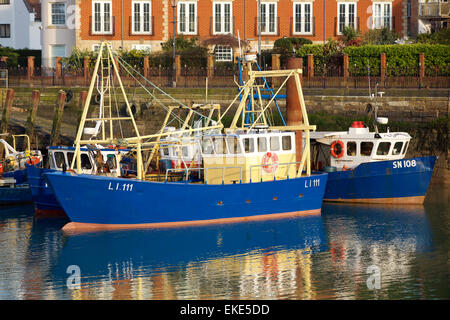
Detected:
left=43, top=42, right=327, bottom=232
left=0, top=134, right=42, bottom=204
left=26, top=145, right=131, bottom=217
left=309, top=89, right=436, bottom=204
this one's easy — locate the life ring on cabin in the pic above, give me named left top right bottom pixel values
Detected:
left=330, top=140, right=345, bottom=159
left=262, top=152, right=279, bottom=174
left=0, top=163, right=3, bottom=174
left=26, top=156, right=41, bottom=166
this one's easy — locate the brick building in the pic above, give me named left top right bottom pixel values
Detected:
left=41, top=0, right=412, bottom=67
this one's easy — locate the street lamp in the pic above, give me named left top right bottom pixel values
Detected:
left=171, top=0, right=177, bottom=87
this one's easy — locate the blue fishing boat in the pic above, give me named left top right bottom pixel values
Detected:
left=309, top=115, right=436, bottom=204
left=0, top=134, right=42, bottom=205
left=44, top=42, right=327, bottom=232
left=27, top=145, right=131, bottom=217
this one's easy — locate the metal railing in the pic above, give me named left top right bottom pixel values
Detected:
left=419, top=1, right=450, bottom=17
left=249, top=161, right=304, bottom=182
left=164, top=166, right=243, bottom=184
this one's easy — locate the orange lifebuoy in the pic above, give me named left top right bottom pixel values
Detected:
left=262, top=152, right=279, bottom=174
left=26, top=156, right=41, bottom=166
left=330, top=140, right=345, bottom=158
left=0, top=163, right=3, bottom=174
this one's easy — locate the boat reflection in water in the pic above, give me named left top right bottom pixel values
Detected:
left=320, top=203, right=434, bottom=299
left=51, top=213, right=327, bottom=300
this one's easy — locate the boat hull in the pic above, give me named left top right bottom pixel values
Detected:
left=26, top=165, right=66, bottom=218
left=0, top=186, right=32, bottom=205
left=44, top=171, right=328, bottom=231
left=323, top=156, right=437, bottom=204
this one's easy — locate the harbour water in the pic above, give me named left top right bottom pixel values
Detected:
left=0, top=182, right=448, bottom=300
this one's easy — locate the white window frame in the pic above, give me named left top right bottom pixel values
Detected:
left=92, top=1, right=113, bottom=35
left=50, top=44, right=66, bottom=68
left=260, top=2, right=277, bottom=35
left=51, top=3, right=66, bottom=26
left=213, top=1, right=233, bottom=35
left=214, top=45, right=233, bottom=62
left=293, top=2, right=313, bottom=35
left=337, top=2, right=357, bottom=35
left=131, top=44, right=152, bottom=52
left=132, top=1, right=152, bottom=35
left=372, top=2, right=392, bottom=30
left=178, top=1, right=197, bottom=35
left=92, top=43, right=113, bottom=52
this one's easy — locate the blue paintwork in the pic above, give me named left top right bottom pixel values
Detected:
left=26, top=165, right=62, bottom=213
left=45, top=171, right=328, bottom=225
left=3, top=168, right=28, bottom=185
left=323, top=156, right=436, bottom=201
left=0, top=168, right=33, bottom=205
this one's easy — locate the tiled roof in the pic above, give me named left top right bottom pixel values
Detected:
left=23, top=0, right=41, bottom=21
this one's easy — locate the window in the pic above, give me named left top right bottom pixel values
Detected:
left=54, top=152, right=66, bottom=169
left=213, top=137, right=227, bottom=154
left=182, top=146, right=189, bottom=157
left=67, top=152, right=74, bottom=166
left=243, top=138, right=254, bottom=153
left=226, top=137, right=241, bottom=154
left=106, top=154, right=117, bottom=169
left=92, top=43, right=113, bottom=52
left=202, top=138, right=214, bottom=154
left=213, top=2, right=232, bottom=34
left=51, top=3, right=66, bottom=25
left=214, top=45, right=233, bottom=62
left=51, top=45, right=66, bottom=67
left=132, top=1, right=152, bottom=34
left=373, top=2, right=392, bottom=29
left=178, top=1, right=197, bottom=35
left=376, top=142, right=391, bottom=155
left=81, top=154, right=92, bottom=170
left=282, top=136, right=292, bottom=151
left=0, top=0, right=11, bottom=4
left=93, top=1, right=112, bottom=34
left=360, top=142, right=373, bottom=156
left=131, top=44, right=152, bottom=52
left=270, top=136, right=280, bottom=151
left=258, top=137, right=267, bottom=153
left=402, top=141, right=409, bottom=155
left=260, top=2, right=277, bottom=34
left=392, top=142, right=403, bottom=155
left=0, top=24, right=10, bottom=38
left=347, top=141, right=356, bottom=156
left=338, top=2, right=356, bottom=34
left=293, top=2, right=312, bottom=34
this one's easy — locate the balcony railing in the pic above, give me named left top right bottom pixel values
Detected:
left=128, top=16, right=154, bottom=36
left=419, top=1, right=450, bottom=18
left=289, top=17, right=316, bottom=37
left=209, top=16, right=235, bottom=36
left=334, top=17, right=360, bottom=36
left=254, top=17, right=280, bottom=36
left=89, top=16, right=115, bottom=36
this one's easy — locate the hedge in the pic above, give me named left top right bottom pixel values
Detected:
left=297, top=44, right=450, bottom=77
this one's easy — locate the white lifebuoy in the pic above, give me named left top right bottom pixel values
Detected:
left=262, top=152, right=279, bottom=174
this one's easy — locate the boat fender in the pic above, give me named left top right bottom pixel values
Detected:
left=262, top=152, right=279, bottom=174
left=330, top=140, right=344, bottom=158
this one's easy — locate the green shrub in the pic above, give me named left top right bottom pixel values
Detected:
left=0, top=47, right=19, bottom=67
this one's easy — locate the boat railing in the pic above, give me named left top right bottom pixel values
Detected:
left=249, top=161, right=305, bottom=182
left=164, top=166, right=243, bottom=185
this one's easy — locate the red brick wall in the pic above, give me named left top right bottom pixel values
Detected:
left=79, top=0, right=406, bottom=45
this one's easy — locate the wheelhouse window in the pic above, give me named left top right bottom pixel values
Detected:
left=92, top=1, right=112, bottom=34
left=243, top=137, right=254, bottom=153
left=54, top=151, right=66, bottom=168
left=178, top=1, right=197, bottom=35
left=67, top=152, right=74, bottom=166
left=293, top=2, right=312, bottom=35
left=270, top=136, right=280, bottom=151
left=258, top=137, right=267, bottom=152
left=213, top=137, right=227, bottom=154
left=338, top=2, right=356, bottom=34
left=376, top=142, right=391, bottom=155
left=360, top=142, right=373, bottom=156
left=226, top=137, right=241, bottom=154
left=51, top=3, right=66, bottom=25
left=392, top=142, right=403, bottom=155
left=402, top=141, right=409, bottom=155
left=132, top=1, right=152, bottom=34
left=213, top=1, right=232, bottom=34
left=81, top=154, right=92, bottom=170
left=373, top=2, right=392, bottom=29
left=347, top=141, right=356, bottom=156
left=214, top=45, right=233, bottom=62
left=260, top=2, right=277, bottom=35
left=202, top=138, right=214, bottom=154
left=282, top=136, right=292, bottom=151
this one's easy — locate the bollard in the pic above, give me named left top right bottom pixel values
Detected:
left=24, top=90, right=40, bottom=149
left=49, top=90, right=67, bottom=146
left=0, top=89, right=14, bottom=134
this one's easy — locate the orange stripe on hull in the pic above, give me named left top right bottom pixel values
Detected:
left=62, top=209, right=321, bottom=235
left=35, top=208, right=67, bottom=219
left=323, top=196, right=425, bottom=205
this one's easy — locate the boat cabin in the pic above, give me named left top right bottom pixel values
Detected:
left=48, top=146, right=130, bottom=177
left=309, top=122, right=411, bottom=171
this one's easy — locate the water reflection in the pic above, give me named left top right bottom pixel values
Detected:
left=0, top=197, right=446, bottom=300
left=51, top=214, right=327, bottom=299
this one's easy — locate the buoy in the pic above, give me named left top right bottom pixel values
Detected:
left=330, top=140, right=345, bottom=158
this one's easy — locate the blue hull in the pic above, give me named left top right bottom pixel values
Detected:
left=44, top=171, right=327, bottom=230
left=26, top=165, right=65, bottom=217
left=0, top=168, right=32, bottom=205
left=324, top=156, right=437, bottom=204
